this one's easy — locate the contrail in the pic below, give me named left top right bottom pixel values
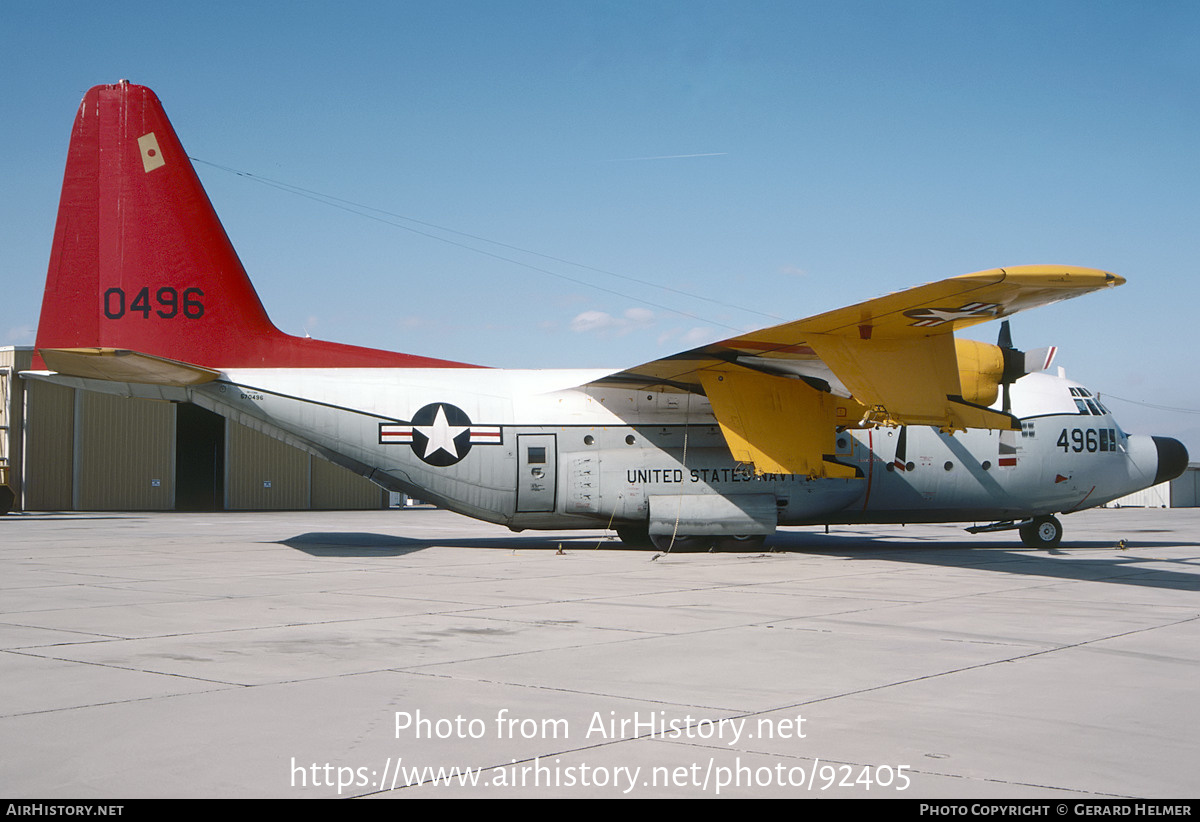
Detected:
left=607, top=152, right=728, bottom=162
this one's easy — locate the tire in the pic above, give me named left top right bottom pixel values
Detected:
left=716, top=534, right=767, bottom=552
left=624, top=529, right=767, bottom=553
left=0, top=486, right=13, bottom=515
left=649, top=533, right=714, bottom=552
left=614, top=525, right=655, bottom=550
left=1019, top=515, right=1063, bottom=548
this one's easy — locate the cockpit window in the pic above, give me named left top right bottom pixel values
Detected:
left=1069, top=386, right=1106, bottom=415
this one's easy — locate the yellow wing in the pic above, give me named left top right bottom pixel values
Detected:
left=589, top=265, right=1123, bottom=478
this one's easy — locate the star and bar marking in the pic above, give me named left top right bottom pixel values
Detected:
left=379, top=402, right=502, bottom=467
left=904, top=302, right=1000, bottom=327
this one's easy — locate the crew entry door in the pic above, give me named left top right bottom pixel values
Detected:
left=517, top=434, right=557, bottom=513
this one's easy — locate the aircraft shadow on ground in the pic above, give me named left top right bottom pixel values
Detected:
left=1, top=513, right=150, bottom=521
left=278, top=531, right=618, bottom=557
left=279, top=530, right=1200, bottom=591
left=769, top=531, right=1200, bottom=591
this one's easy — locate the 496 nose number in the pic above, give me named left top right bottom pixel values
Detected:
left=1056, top=427, right=1118, bottom=453
left=103, top=286, right=205, bottom=319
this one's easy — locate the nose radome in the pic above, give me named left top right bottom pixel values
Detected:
left=1152, top=437, right=1189, bottom=486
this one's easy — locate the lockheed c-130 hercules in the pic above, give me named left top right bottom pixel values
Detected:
left=27, top=82, right=1189, bottom=550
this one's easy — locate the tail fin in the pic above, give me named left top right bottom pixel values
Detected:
left=36, top=82, right=474, bottom=370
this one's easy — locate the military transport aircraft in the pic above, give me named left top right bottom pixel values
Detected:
left=26, top=82, right=1189, bottom=550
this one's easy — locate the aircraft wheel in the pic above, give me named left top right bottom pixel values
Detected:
left=716, top=534, right=767, bottom=552
left=0, top=486, right=13, bottom=515
left=615, top=525, right=654, bottom=550
left=1019, top=515, right=1063, bottom=548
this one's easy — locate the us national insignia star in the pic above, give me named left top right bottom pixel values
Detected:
left=417, top=404, right=468, bottom=461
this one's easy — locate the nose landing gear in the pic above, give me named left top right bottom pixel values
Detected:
left=1019, top=515, right=1063, bottom=549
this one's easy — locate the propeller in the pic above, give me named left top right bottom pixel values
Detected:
left=996, top=320, right=1057, bottom=414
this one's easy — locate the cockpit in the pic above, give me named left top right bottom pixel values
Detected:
left=1068, top=386, right=1110, bottom=417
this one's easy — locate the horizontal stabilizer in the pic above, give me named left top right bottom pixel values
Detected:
left=38, top=348, right=221, bottom=386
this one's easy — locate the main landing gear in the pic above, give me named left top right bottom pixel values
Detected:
left=614, top=525, right=766, bottom=552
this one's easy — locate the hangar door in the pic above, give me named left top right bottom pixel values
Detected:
left=175, top=403, right=225, bottom=511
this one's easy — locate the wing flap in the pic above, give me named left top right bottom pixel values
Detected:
left=698, top=368, right=860, bottom=478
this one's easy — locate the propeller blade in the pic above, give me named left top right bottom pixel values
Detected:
left=997, top=319, right=1013, bottom=350
left=1023, top=345, right=1058, bottom=373
left=893, top=426, right=908, bottom=471
left=993, top=321, right=1056, bottom=413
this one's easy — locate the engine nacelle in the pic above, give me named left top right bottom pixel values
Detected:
left=954, top=338, right=1005, bottom=407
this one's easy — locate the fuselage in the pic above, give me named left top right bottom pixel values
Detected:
left=178, top=366, right=1174, bottom=535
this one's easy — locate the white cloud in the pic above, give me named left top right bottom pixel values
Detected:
left=657, top=326, right=721, bottom=349
left=682, top=326, right=721, bottom=346
left=569, top=307, right=655, bottom=336
left=570, top=310, right=615, bottom=333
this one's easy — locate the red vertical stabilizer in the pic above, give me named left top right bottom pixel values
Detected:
left=36, top=82, right=476, bottom=370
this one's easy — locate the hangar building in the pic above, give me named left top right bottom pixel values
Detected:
left=1, top=347, right=386, bottom=512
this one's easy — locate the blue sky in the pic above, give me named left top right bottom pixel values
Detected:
left=3, top=1, right=1198, bottom=452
